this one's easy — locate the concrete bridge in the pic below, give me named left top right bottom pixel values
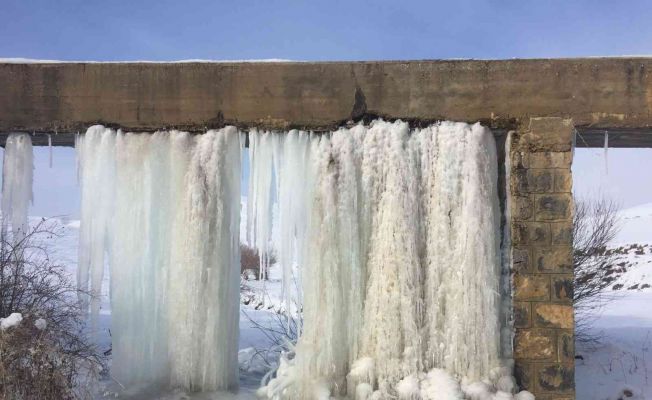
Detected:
left=4, top=58, right=652, bottom=399
left=2, top=58, right=652, bottom=146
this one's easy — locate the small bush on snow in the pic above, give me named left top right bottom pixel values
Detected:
left=0, top=219, right=103, bottom=399
left=0, top=314, right=98, bottom=399
left=240, top=243, right=277, bottom=280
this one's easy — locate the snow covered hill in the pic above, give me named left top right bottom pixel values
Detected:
left=614, top=202, right=652, bottom=245
left=605, top=203, right=652, bottom=297
left=576, top=202, right=652, bottom=400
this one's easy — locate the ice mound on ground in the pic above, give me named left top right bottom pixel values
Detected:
left=514, top=391, right=536, bottom=400
left=420, top=369, right=464, bottom=399
left=347, top=357, right=376, bottom=395
left=495, top=376, right=516, bottom=393
left=258, top=353, right=297, bottom=399
left=355, top=383, right=374, bottom=400
left=396, top=374, right=421, bottom=399
left=464, top=381, right=494, bottom=400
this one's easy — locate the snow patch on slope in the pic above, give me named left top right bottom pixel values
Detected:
left=613, top=202, right=652, bottom=245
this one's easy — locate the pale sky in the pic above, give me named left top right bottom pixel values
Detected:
left=573, top=147, right=652, bottom=209
left=1, top=0, right=652, bottom=217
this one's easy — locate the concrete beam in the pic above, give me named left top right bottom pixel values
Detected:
left=3, top=58, right=652, bottom=143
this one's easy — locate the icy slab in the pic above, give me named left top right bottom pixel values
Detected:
left=1, top=133, right=33, bottom=241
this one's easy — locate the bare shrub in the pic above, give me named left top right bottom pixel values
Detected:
left=240, top=283, right=302, bottom=378
left=0, top=219, right=103, bottom=399
left=240, top=268, right=302, bottom=378
left=241, top=244, right=261, bottom=279
left=241, top=306, right=302, bottom=375
left=240, top=243, right=276, bottom=280
left=574, top=196, right=622, bottom=344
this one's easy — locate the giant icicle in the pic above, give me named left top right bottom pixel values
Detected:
left=168, top=128, right=241, bottom=390
left=111, top=131, right=170, bottom=385
left=416, top=122, right=501, bottom=381
left=76, top=127, right=115, bottom=325
left=274, top=130, right=314, bottom=320
left=76, top=126, right=241, bottom=391
left=247, top=130, right=276, bottom=280
left=257, top=120, right=527, bottom=400
left=1, top=133, right=33, bottom=242
left=358, top=121, right=424, bottom=392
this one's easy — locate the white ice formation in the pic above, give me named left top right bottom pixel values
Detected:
left=1, top=133, right=33, bottom=242
left=250, top=121, right=530, bottom=399
left=246, top=130, right=277, bottom=280
left=0, top=119, right=527, bottom=398
left=76, top=126, right=241, bottom=391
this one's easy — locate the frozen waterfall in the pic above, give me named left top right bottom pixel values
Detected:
left=1, top=133, right=33, bottom=242
left=0, top=119, right=524, bottom=398
left=251, top=121, right=526, bottom=399
left=76, top=126, right=115, bottom=327
left=76, top=126, right=241, bottom=391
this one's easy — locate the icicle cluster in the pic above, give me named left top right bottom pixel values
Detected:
left=76, top=126, right=115, bottom=327
left=247, top=130, right=276, bottom=280
left=246, top=129, right=315, bottom=317
left=76, top=126, right=241, bottom=391
left=1, top=133, right=33, bottom=242
left=253, top=121, right=529, bottom=400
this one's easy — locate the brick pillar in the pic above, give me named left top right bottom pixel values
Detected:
left=510, top=117, right=575, bottom=399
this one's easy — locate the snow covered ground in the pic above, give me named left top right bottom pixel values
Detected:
left=24, top=200, right=652, bottom=399
left=575, top=203, right=652, bottom=400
